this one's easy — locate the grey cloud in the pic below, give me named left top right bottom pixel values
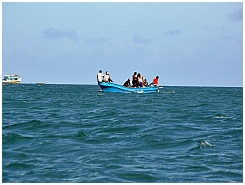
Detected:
left=165, top=29, right=183, bottom=36
left=41, top=27, right=78, bottom=41
left=226, top=8, right=243, bottom=21
left=133, top=34, right=152, bottom=44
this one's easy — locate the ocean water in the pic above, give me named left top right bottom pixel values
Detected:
left=2, top=84, right=243, bottom=182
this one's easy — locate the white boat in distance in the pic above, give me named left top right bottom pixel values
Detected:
left=2, top=74, right=22, bottom=84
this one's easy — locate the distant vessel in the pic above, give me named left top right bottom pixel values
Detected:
left=2, top=74, right=22, bottom=84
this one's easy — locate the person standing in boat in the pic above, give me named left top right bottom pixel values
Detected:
left=103, top=71, right=113, bottom=82
left=97, top=70, right=104, bottom=83
left=132, top=72, right=138, bottom=87
left=137, top=73, right=144, bottom=87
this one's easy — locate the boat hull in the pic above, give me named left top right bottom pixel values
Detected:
left=98, top=82, right=159, bottom=93
left=2, top=81, right=21, bottom=84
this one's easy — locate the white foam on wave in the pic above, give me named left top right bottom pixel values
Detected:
left=213, top=115, right=232, bottom=119
left=200, top=140, right=213, bottom=148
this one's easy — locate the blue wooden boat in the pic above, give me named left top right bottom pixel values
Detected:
left=98, top=82, right=159, bottom=93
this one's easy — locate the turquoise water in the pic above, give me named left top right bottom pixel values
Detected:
left=2, top=84, right=243, bottom=182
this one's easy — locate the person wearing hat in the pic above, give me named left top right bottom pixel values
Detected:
left=103, top=71, right=113, bottom=82
left=97, top=70, right=104, bottom=83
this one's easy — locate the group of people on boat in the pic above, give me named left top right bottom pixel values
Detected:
left=97, top=70, right=113, bottom=83
left=124, top=71, right=159, bottom=87
left=97, top=70, right=159, bottom=87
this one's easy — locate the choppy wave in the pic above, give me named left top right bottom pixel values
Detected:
left=2, top=85, right=243, bottom=182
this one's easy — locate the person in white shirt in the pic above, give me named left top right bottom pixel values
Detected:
left=103, top=71, right=113, bottom=82
left=97, top=70, right=104, bottom=82
left=137, top=73, right=144, bottom=87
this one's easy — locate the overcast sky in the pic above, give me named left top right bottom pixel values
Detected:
left=2, top=2, right=243, bottom=86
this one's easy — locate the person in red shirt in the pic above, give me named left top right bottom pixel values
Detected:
left=153, top=76, right=159, bottom=86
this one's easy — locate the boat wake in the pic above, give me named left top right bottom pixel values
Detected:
left=135, top=91, right=144, bottom=93
left=163, top=90, right=175, bottom=94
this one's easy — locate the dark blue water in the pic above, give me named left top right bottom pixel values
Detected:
left=2, top=84, right=243, bottom=182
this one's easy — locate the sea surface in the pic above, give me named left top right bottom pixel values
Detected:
left=2, top=84, right=243, bottom=182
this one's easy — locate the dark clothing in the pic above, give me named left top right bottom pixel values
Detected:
left=132, top=80, right=139, bottom=87
left=132, top=74, right=138, bottom=87
left=123, top=80, right=131, bottom=87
